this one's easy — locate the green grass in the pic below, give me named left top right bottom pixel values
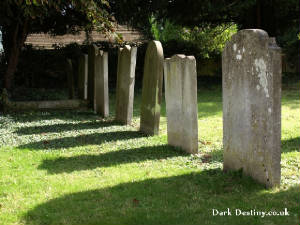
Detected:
left=0, top=82, right=299, bottom=225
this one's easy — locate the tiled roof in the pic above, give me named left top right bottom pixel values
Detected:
left=25, top=25, right=144, bottom=49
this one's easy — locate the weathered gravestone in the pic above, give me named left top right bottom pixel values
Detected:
left=115, top=45, right=137, bottom=125
left=140, top=41, right=164, bottom=135
left=78, top=54, right=88, bottom=100
left=94, top=50, right=109, bottom=117
left=222, top=29, right=282, bottom=188
left=164, top=55, right=198, bottom=154
left=88, top=44, right=97, bottom=108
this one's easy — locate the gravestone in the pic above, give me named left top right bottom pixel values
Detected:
left=66, top=59, right=75, bottom=99
left=222, top=29, right=282, bottom=188
left=94, top=50, right=109, bottom=117
left=78, top=54, right=88, bottom=100
left=88, top=44, right=97, bottom=107
left=164, top=54, right=198, bottom=154
left=140, top=41, right=164, bottom=135
left=115, top=45, right=137, bottom=125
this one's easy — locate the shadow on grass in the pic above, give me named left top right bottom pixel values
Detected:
left=23, top=169, right=300, bottom=225
left=38, top=145, right=187, bottom=174
left=15, top=120, right=121, bottom=135
left=9, top=111, right=98, bottom=123
left=17, top=130, right=147, bottom=150
left=200, top=148, right=223, bottom=164
left=282, top=137, right=300, bottom=153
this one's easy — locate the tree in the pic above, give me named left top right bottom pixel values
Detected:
left=112, top=0, right=299, bottom=63
left=110, top=0, right=256, bottom=35
left=111, top=0, right=298, bottom=37
left=0, top=0, right=114, bottom=91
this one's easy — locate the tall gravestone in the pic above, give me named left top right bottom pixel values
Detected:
left=94, top=50, right=109, bottom=117
left=140, top=41, right=164, bottom=135
left=78, top=54, right=88, bottom=100
left=115, top=45, right=137, bottom=125
left=164, top=54, right=198, bottom=154
left=222, top=29, right=282, bottom=188
left=88, top=44, right=97, bottom=108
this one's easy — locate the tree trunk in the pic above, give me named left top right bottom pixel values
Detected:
left=3, top=19, right=29, bottom=91
left=5, top=44, right=20, bottom=90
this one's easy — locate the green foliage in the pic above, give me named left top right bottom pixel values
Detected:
left=0, top=0, right=116, bottom=90
left=277, top=27, right=299, bottom=60
left=113, top=0, right=298, bottom=66
left=149, top=16, right=161, bottom=41
left=150, top=17, right=237, bottom=58
left=183, top=24, right=237, bottom=58
left=0, top=0, right=113, bottom=35
left=111, top=0, right=255, bottom=33
left=150, top=17, right=182, bottom=42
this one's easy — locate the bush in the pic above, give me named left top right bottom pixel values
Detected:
left=149, top=17, right=236, bottom=78
left=150, top=17, right=237, bottom=59
left=277, top=27, right=300, bottom=74
left=15, top=45, right=69, bottom=89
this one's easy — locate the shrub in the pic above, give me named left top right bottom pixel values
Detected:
left=150, top=17, right=237, bottom=59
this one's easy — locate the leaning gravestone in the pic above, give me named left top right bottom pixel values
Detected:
left=78, top=54, right=88, bottom=100
left=164, top=55, right=198, bottom=154
left=88, top=44, right=97, bottom=107
left=115, top=45, right=137, bottom=125
left=140, top=41, right=164, bottom=135
left=222, top=29, right=282, bottom=188
left=94, top=50, right=109, bottom=117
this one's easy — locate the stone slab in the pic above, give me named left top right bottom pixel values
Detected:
left=140, top=41, right=164, bottom=135
left=94, top=50, right=109, bottom=117
left=88, top=44, right=97, bottom=107
left=115, top=45, right=137, bottom=125
left=78, top=54, right=88, bottom=100
left=222, top=29, right=282, bottom=188
left=164, top=54, right=198, bottom=154
left=66, top=59, right=75, bottom=99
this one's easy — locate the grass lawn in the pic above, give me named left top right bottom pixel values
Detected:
left=0, top=81, right=299, bottom=225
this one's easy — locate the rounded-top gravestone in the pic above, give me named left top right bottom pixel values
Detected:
left=140, top=41, right=164, bottom=135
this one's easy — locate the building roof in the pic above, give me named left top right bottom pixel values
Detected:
left=25, top=24, right=144, bottom=49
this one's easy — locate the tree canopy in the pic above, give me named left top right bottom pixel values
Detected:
left=0, top=0, right=114, bottom=90
left=1, top=0, right=299, bottom=90
left=111, top=0, right=298, bottom=38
